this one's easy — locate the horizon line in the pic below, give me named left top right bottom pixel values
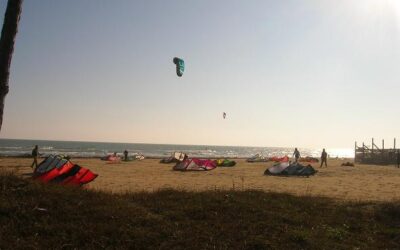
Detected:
left=0, top=137, right=353, bottom=149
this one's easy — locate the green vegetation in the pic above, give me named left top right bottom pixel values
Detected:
left=1, top=173, right=399, bottom=249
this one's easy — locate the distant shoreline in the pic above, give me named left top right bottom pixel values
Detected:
left=0, top=137, right=292, bottom=149
left=0, top=139, right=355, bottom=158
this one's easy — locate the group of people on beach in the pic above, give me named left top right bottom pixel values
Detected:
left=30, top=145, right=328, bottom=167
left=292, top=147, right=328, bottom=168
left=29, top=145, right=400, bottom=168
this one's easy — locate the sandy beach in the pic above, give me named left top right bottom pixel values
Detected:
left=1, top=157, right=399, bottom=202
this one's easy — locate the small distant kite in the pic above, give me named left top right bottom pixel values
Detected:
left=223, top=112, right=226, bottom=119
left=173, top=57, right=185, bottom=77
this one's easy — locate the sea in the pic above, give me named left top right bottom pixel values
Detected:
left=0, top=139, right=354, bottom=158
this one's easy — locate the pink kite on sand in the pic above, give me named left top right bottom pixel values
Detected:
left=106, top=156, right=121, bottom=163
left=173, top=158, right=217, bottom=171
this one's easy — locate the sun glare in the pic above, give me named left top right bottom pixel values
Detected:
left=372, top=0, right=400, bottom=15
left=389, top=0, right=400, bottom=13
left=378, top=0, right=400, bottom=28
left=352, top=0, right=400, bottom=32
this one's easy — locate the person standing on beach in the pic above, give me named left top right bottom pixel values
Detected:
left=293, top=148, right=300, bottom=163
left=123, top=150, right=128, bottom=161
left=31, top=145, right=39, bottom=169
left=320, top=149, right=328, bottom=168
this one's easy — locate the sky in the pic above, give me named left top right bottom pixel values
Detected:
left=0, top=0, right=399, bottom=148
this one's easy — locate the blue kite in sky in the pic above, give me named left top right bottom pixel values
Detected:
left=173, top=57, right=185, bottom=77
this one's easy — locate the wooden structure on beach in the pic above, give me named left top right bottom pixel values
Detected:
left=355, top=138, right=398, bottom=165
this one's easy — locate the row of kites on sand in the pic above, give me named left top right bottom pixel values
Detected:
left=31, top=153, right=322, bottom=188
left=161, top=152, right=318, bottom=176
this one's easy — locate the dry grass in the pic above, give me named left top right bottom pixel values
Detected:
left=1, top=172, right=399, bottom=249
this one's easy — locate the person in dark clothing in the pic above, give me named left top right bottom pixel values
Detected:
left=320, top=148, right=328, bottom=168
left=123, top=150, right=129, bottom=161
left=31, top=145, right=39, bottom=169
left=293, top=148, right=300, bottom=163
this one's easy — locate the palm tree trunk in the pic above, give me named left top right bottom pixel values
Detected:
left=0, top=0, right=23, bottom=132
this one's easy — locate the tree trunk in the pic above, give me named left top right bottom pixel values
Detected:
left=0, top=0, right=23, bottom=132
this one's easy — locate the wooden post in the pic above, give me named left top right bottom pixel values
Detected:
left=394, top=138, right=396, bottom=163
left=362, top=142, right=365, bottom=161
left=372, top=138, right=374, bottom=155
left=354, top=141, right=357, bottom=160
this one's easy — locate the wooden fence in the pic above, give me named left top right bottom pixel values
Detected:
left=355, top=138, right=398, bottom=164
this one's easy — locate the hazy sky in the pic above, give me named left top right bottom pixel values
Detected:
left=0, top=0, right=399, bottom=148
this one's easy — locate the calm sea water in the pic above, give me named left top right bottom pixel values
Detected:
left=0, top=139, right=354, bottom=158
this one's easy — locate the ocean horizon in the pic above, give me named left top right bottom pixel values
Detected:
left=0, top=138, right=354, bottom=158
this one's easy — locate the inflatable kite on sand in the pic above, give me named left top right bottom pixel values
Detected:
left=173, top=158, right=217, bottom=171
left=34, top=155, right=98, bottom=186
left=264, top=162, right=317, bottom=177
left=160, top=152, right=187, bottom=164
left=269, top=156, right=290, bottom=162
left=215, top=159, right=236, bottom=167
left=246, top=154, right=269, bottom=163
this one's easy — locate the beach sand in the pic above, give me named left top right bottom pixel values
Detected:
left=1, top=157, right=399, bottom=202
